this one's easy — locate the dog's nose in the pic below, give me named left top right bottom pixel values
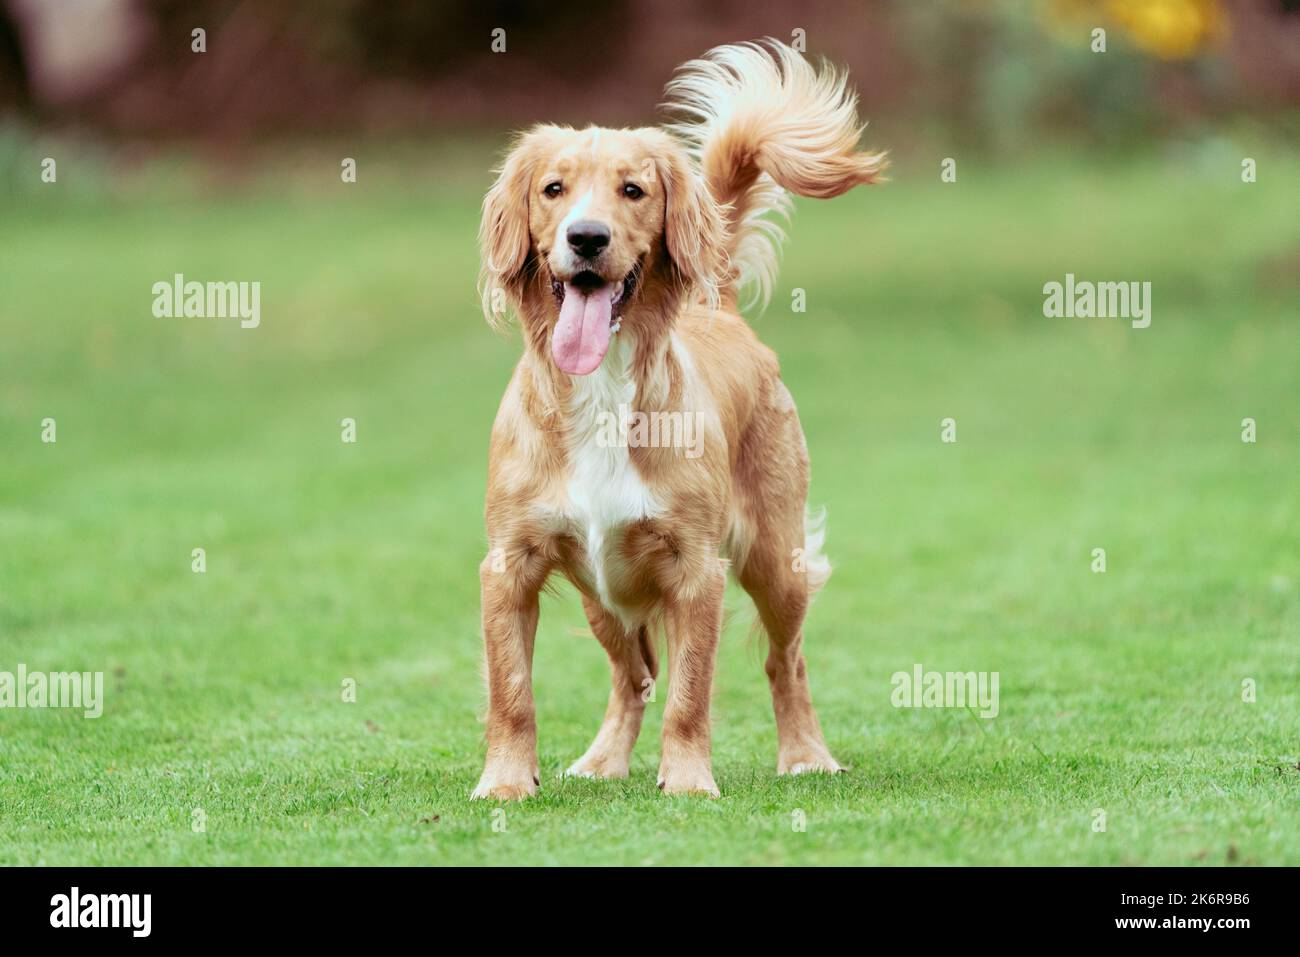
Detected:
left=566, top=220, right=611, bottom=259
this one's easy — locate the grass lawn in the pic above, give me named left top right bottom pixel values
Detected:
left=1, top=143, right=1297, bottom=865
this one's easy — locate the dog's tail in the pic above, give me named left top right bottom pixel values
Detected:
left=664, top=39, right=886, bottom=313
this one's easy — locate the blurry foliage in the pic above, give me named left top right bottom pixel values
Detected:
left=898, top=0, right=1291, bottom=151
left=1, top=0, right=1296, bottom=149
left=1102, top=0, right=1225, bottom=59
left=140, top=0, right=629, bottom=79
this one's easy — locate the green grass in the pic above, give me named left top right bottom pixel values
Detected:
left=1, top=143, right=1298, bottom=865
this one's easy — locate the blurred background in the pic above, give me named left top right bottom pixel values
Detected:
left=1, top=1, right=1297, bottom=865
left=2, top=0, right=1300, bottom=147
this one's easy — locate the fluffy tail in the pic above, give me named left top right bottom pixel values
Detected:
left=803, top=505, right=832, bottom=596
left=664, top=39, right=887, bottom=312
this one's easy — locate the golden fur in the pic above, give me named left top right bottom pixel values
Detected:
left=472, top=39, right=885, bottom=799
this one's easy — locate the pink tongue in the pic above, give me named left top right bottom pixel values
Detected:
left=552, top=282, right=614, bottom=375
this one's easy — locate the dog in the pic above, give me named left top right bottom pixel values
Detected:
left=473, top=40, right=885, bottom=799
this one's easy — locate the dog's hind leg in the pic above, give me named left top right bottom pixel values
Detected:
left=566, top=597, right=658, bottom=780
left=738, top=529, right=844, bottom=775
left=735, top=403, right=844, bottom=776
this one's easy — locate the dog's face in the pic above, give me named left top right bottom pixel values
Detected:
left=533, top=128, right=662, bottom=291
left=480, top=125, right=727, bottom=375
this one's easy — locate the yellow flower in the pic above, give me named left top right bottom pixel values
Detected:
left=1103, top=0, right=1225, bottom=59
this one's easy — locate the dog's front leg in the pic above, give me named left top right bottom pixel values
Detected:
left=658, top=561, right=726, bottom=797
left=472, top=548, right=546, bottom=801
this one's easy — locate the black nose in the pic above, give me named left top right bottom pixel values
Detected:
left=566, top=220, right=611, bottom=259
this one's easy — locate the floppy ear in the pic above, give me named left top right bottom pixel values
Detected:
left=655, top=144, right=730, bottom=310
left=479, top=132, right=538, bottom=326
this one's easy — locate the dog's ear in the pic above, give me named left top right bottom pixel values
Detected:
left=654, top=142, right=729, bottom=310
left=479, top=131, right=540, bottom=326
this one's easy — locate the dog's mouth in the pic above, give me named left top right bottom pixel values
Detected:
left=548, top=266, right=639, bottom=376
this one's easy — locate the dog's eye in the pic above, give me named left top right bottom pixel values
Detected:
left=544, top=182, right=563, bottom=198
left=622, top=183, right=644, bottom=200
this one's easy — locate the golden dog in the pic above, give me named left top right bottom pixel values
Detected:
left=474, top=40, right=885, bottom=799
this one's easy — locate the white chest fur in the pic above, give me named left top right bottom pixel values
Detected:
left=563, top=335, right=658, bottom=623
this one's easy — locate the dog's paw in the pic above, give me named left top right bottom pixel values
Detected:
left=564, top=752, right=630, bottom=780
left=471, top=766, right=540, bottom=801
left=777, top=749, right=847, bottom=776
left=656, top=763, right=720, bottom=798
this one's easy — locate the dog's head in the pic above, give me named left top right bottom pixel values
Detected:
left=479, top=125, right=727, bottom=375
